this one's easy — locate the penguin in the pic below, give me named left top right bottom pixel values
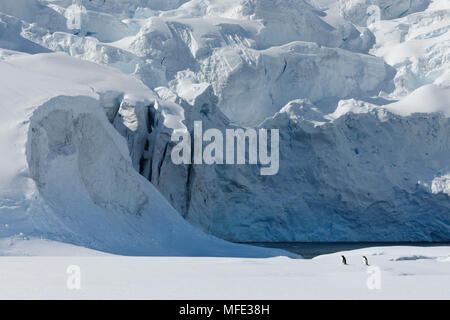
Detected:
left=341, top=255, right=347, bottom=265
left=363, top=256, right=369, bottom=266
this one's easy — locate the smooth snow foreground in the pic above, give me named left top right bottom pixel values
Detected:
left=0, top=243, right=448, bottom=299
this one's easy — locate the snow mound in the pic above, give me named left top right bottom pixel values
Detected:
left=385, top=83, right=450, bottom=116
left=0, top=53, right=294, bottom=257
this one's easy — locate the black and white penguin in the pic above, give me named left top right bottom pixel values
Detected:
left=341, top=255, right=347, bottom=265
left=363, top=256, right=369, bottom=266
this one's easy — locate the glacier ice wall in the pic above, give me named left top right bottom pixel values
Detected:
left=130, top=95, right=450, bottom=242
left=0, top=0, right=449, bottom=243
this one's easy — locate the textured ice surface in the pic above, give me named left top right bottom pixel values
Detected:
left=0, top=0, right=449, bottom=246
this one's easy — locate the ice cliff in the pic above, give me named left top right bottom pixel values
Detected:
left=0, top=0, right=448, bottom=246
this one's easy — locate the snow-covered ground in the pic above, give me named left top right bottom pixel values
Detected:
left=0, top=242, right=448, bottom=299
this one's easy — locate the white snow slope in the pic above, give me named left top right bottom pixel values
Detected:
left=0, top=245, right=448, bottom=299
left=0, top=0, right=449, bottom=246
